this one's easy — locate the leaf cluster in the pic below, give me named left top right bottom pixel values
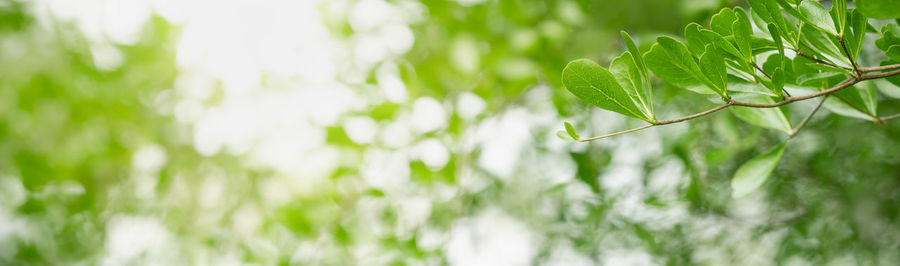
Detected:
left=559, top=0, right=900, bottom=197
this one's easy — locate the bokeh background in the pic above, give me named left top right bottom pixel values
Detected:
left=2, top=0, right=900, bottom=265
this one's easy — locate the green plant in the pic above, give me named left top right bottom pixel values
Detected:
left=559, top=0, right=900, bottom=198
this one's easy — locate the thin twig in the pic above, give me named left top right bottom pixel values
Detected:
left=859, top=64, right=900, bottom=73
left=731, top=77, right=857, bottom=108
left=788, top=95, right=828, bottom=137
left=572, top=69, right=900, bottom=143
left=730, top=70, right=900, bottom=108
left=838, top=38, right=860, bottom=77
left=863, top=69, right=900, bottom=79
left=576, top=103, right=732, bottom=141
left=654, top=102, right=734, bottom=124
left=877, top=113, right=900, bottom=124
left=752, top=63, right=772, bottom=79
left=577, top=124, right=655, bottom=142
left=795, top=50, right=850, bottom=71
left=575, top=103, right=735, bottom=141
left=751, top=58, right=791, bottom=97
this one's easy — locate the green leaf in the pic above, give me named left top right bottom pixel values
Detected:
left=798, top=0, right=838, bottom=35
left=621, top=31, right=655, bottom=118
left=610, top=52, right=652, bottom=116
left=856, top=0, right=900, bottom=19
left=644, top=44, right=699, bottom=89
left=796, top=72, right=843, bottom=87
left=771, top=68, right=786, bottom=95
left=876, top=24, right=900, bottom=51
left=859, top=81, right=881, bottom=115
left=733, top=7, right=754, bottom=60
left=790, top=85, right=876, bottom=120
left=874, top=77, right=900, bottom=99
left=727, top=79, right=781, bottom=97
left=750, top=0, right=795, bottom=43
left=763, top=54, right=796, bottom=86
left=701, top=29, right=743, bottom=59
left=791, top=54, right=819, bottom=78
left=556, top=130, right=574, bottom=141
left=731, top=142, right=786, bottom=198
left=887, top=45, right=900, bottom=61
left=710, top=8, right=738, bottom=36
left=768, top=24, right=785, bottom=59
left=830, top=0, right=847, bottom=35
left=805, top=61, right=853, bottom=76
left=883, top=60, right=900, bottom=88
left=620, top=31, right=650, bottom=84
left=799, top=24, right=846, bottom=65
left=824, top=96, right=877, bottom=120
left=684, top=23, right=711, bottom=55
left=564, top=121, right=580, bottom=140
left=763, top=53, right=792, bottom=74
left=833, top=80, right=878, bottom=117
left=699, top=49, right=727, bottom=92
left=843, top=9, right=868, bottom=61
left=731, top=96, right=792, bottom=133
left=775, top=0, right=804, bottom=22
left=562, top=59, right=652, bottom=122
left=750, top=36, right=781, bottom=55
left=644, top=37, right=724, bottom=97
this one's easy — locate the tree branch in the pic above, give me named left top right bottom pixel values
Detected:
left=864, top=69, right=900, bottom=79
left=730, top=70, right=900, bottom=108
left=858, top=64, right=900, bottom=73
left=877, top=113, right=900, bottom=124
left=752, top=63, right=772, bottom=79
left=731, top=77, right=857, bottom=108
left=571, top=69, right=900, bottom=143
left=788, top=95, right=828, bottom=137
left=751, top=58, right=794, bottom=98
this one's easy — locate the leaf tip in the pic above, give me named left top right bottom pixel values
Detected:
left=564, top=121, right=580, bottom=140
left=556, top=130, right=573, bottom=141
left=730, top=142, right=787, bottom=198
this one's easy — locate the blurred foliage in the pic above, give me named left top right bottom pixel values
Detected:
left=1, top=0, right=900, bottom=265
left=0, top=2, right=250, bottom=264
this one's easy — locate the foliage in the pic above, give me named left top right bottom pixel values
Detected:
left=561, top=0, right=900, bottom=197
left=856, top=0, right=900, bottom=19
left=4, top=0, right=900, bottom=265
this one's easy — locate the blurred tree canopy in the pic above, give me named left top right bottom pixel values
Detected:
left=1, top=0, right=900, bottom=265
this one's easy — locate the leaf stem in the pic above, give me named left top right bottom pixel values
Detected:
left=788, top=95, right=828, bottom=137
left=795, top=49, right=850, bottom=71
